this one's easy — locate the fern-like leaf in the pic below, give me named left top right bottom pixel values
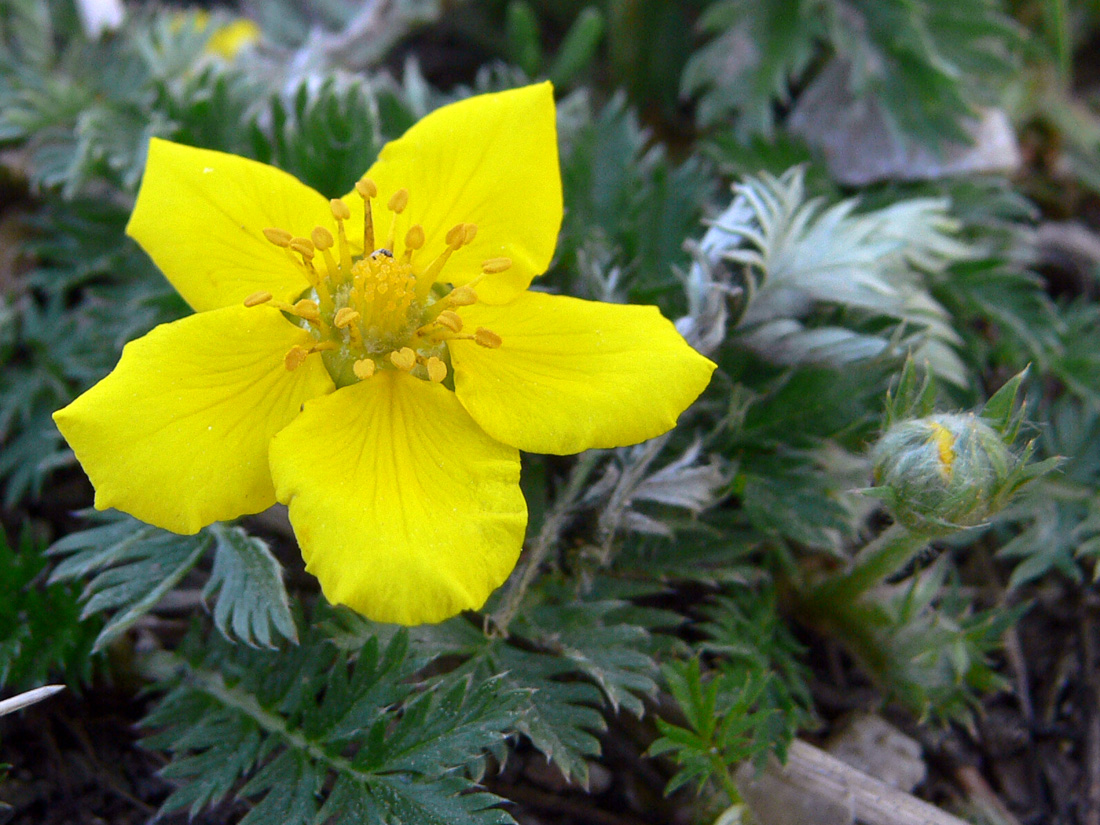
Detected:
left=203, top=524, right=297, bottom=647
left=143, top=625, right=521, bottom=825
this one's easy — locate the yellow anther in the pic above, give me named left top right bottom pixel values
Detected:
left=437, top=310, right=463, bottom=332
left=390, top=347, right=417, bottom=371
left=425, top=356, right=447, bottom=383
left=292, top=299, right=321, bottom=322
left=330, top=198, right=351, bottom=221
left=353, top=358, right=376, bottom=380
left=243, top=291, right=272, bottom=307
left=448, top=286, right=478, bottom=307
left=355, top=177, right=378, bottom=199
left=289, top=237, right=315, bottom=258
left=284, top=346, right=309, bottom=371
left=387, top=188, right=409, bottom=213
left=311, top=226, right=334, bottom=250
left=463, top=223, right=478, bottom=244
left=474, top=327, right=502, bottom=349
left=405, top=225, right=425, bottom=252
left=262, top=227, right=292, bottom=247
left=334, top=307, right=361, bottom=328
left=445, top=224, right=466, bottom=247
left=481, top=257, right=512, bottom=274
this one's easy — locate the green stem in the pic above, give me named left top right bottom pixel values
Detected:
left=1045, top=0, right=1071, bottom=86
left=713, top=754, right=743, bottom=808
left=809, top=523, right=931, bottom=606
left=489, top=451, right=604, bottom=634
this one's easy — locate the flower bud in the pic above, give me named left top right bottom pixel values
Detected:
left=870, top=412, right=1020, bottom=534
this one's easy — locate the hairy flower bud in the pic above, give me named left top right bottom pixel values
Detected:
left=870, top=412, right=1020, bottom=534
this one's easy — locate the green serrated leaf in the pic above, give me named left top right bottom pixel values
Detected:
left=203, top=524, right=297, bottom=648
left=48, top=512, right=210, bottom=652
left=547, top=7, right=603, bottom=87
left=980, top=366, right=1030, bottom=440
left=143, top=623, right=515, bottom=825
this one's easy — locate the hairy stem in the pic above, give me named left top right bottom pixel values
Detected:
left=490, top=451, right=603, bottom=634
left=807, top=523, right=932, bottom=607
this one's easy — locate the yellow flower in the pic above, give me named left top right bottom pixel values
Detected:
left=53, top=83, right=715, bottom=625
left=172, top=11, right=260, bottom=60
left=204, top=18, right=260, bottom=60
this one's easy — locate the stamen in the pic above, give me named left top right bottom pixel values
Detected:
left=243, top=291, right=272, bottom=307
left=421, top=285, right=477, bottom=324
left=284, top=346, right=309, bottom=371
left=292, top=299, right=321, bottom=323
left=474, top=328, right=502, bottom=349
left=436, top=310, right=463, bottom=332
left=311, top=226, right=340, bottom=281
left=356, top=176, right=377, bottom=252
left=445, top=224, right=467, bottom=247
left=330, top=198, right=352, bottom=274
left=481, top=257, right=512, bottom=274
left=263, top=227, right=292, bottom=247
left=414, top=226, right=471, bottom=302
left=387, top=189, right=409, bottom=214
left=353, top=358, right=376, bottom=380
left=403, top=225, right=425, bottom=263
left=448, top=286, right=478, bottom=306
left=289, top=237, right=315, bottom=259
left=425, top=356, right=447, bottom=383
left=415, top=308, right=464, bottom=339
left=463, top=223, right=478, bottom=244
left=334, top=307, right=360, bottom=329
left=355, top=177, right=378, bottom=199
left=386, top=188, right=409, bottom=251
left=390, top=347, right=416, bottom=371
left=330, top=198, right=351, bottom=221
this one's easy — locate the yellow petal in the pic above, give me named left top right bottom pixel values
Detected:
left=347, top=83, right=562, bottom=304
left=53, top=306, right=334, bottom=534
left=269, top=371, right=527, bottom=625
left=450, top=291, right=716, bottom=455
left=127, top=138, right=331, bottom=312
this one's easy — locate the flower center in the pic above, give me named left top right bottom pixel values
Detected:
left=244, top=176, right=506, bottom=388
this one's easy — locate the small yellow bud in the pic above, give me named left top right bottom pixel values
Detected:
left=871, top=413, right=1019, bottom=533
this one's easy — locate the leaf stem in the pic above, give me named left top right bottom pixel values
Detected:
left=490, top=451, right=603, bottom=633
